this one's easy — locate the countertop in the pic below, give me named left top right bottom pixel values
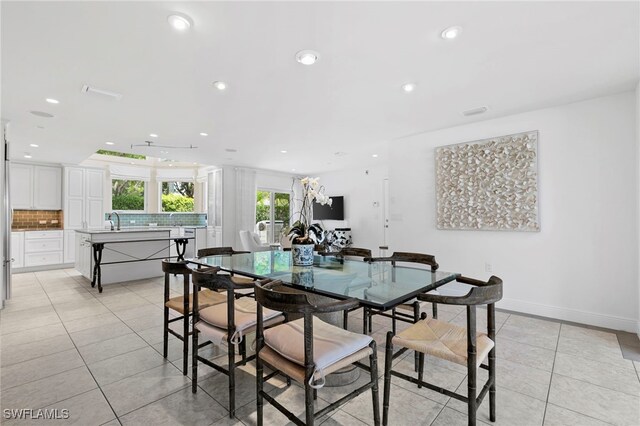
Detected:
left=11, top=228, right=63, bottom=232
left=75, top=227, right=173, bottom=234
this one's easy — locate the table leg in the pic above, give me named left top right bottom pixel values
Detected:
left=175, top=239, right=187, bottom=261
left=92, top=243, right=104, bottom=293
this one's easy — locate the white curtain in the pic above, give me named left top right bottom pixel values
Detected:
left=235, top=168, right=257, bottom=249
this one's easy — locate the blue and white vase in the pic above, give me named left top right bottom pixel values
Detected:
left=291, top=243, right=314, bottom=266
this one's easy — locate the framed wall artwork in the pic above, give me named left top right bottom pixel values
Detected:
left=435, top=130, right=540, bottom=232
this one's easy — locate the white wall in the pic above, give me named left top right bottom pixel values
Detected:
left=636, top=81, right=640, bottom=336
left=387, top=92, right=638, bottom=332
left=318, top=164, right=388, bottom=254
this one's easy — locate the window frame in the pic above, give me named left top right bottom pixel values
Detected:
left=158, top=180, right=196, bottom=213
left=110, top=178, right=148, bottom=213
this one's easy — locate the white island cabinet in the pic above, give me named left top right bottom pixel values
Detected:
left=75, top=229, right=172, bottom=287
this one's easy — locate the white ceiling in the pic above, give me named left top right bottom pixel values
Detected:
left=2, top=1, right=639, bottom=174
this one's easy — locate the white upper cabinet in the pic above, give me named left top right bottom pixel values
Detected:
left=10, top=163, right=62, bottom=210
left=10, top=164, right=33, bottom=209
left=34, top=166, right=62, bottom=210
left=64, top=167, right=104, bottom=229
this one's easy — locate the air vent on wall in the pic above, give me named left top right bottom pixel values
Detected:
left=81, top=84, right=123, bottom=101
left=462, top=106, right=488, bottom=117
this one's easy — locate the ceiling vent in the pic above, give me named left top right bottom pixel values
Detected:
left=462, top=106, right=488, bottom=117
left=81, top=85, right=123, bottom=101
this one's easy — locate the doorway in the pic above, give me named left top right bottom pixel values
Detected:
left=256, top=190, right=291, bottom=244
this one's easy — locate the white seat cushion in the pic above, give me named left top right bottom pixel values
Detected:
left=264, top=316, right=373, bottom=372
left=199, top=298, right=281, bottom=332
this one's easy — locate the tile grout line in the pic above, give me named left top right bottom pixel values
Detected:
left=36, top=269, right=122, bottom=423
left=541, top=322, right=562, bottom=425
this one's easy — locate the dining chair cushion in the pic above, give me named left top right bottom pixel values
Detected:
left=196, top=314, right=285, bottom=346
left=198, top=298, right=282, bottom=332
left=165, top=290, right=226, bottom=314
left=392, top=317, right=494, bottom=368
left=259, top=344, right=372, bottom=384
left=263, top=316, right=373, bottom=372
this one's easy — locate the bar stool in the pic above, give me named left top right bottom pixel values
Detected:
left=162, top=259, right=226, bottom=375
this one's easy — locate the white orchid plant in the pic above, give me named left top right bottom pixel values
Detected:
left=287, top=177, right=332, bottom=244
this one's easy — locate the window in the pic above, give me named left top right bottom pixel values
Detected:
left=256, top=190, right=290, bottom=243
left=112, top=179, right=145, bottom=211
left=162, top=181, right=194, bottom=212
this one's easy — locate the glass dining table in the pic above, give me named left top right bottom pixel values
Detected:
left=188, top=251, right=460, bottom=311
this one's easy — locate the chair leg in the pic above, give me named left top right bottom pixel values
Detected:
left=413, top=302, right=420, bottom=372
left=240, top=338, right=247, bottom=366
left=163, top=306, right=169, bottom=358
left=256, top=345, right=264, bottom=426
left=305, top=381, right=314, bottom=426
left=383, top=332, right=394, bottom=426
left=228, top=340, right=236, bottom=418
left=313, top=388, right=318, bottom=401
left=192, top=324, right=199, bottom=393
left=417, top=353, right=424, bottom=388
left=163, top=273, right=169, bottom=358
left=432, top=302, right=438, bottom=319
left=391, top=308, right=397, bottom=335
left=363, top=308, right=369, bottom=334
left=343, top=310, right=349, bottom=330
left=370, top=342, right=381, bottom=426
left=182, top=274, right=189, bottom=376
left=489, top=347, right=496, bottom=422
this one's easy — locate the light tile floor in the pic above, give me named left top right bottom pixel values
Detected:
left=1, top=269, right=639, bottom=425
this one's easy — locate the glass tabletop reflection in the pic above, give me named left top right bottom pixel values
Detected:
left=190, top=251, right=459, bottom=310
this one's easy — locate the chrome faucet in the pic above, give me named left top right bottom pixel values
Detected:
left=108, top=211, right=121, bottom=231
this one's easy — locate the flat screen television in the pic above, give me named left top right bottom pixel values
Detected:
left=313, top=196, right=344, bottom=220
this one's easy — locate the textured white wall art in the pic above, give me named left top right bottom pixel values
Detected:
left=435, top=131, right=539, bottom=231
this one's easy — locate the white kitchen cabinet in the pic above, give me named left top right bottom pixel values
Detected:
left=11, top=232, right=24, bottom=268
left=10, top=164, right=33, bottom=209
left=10, top=163, right=62, bottom=210
left=75, top=232, right=92, bottom=278
left=64, top=230, right=75, bottom=263
left=23, top=230, right=64, bottom=267
left=34, top=166, right=62, bottom=210
left=64, top=167, right=105, bottom=229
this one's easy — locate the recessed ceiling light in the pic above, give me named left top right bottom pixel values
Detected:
left=199, top=132, right=208, bottom=136
left=193, top=162, right=197, bottom=165
left=130, top=162, right=135, bottom=165
left=168, top=164, right=173, bottom=167
left=36, top=126, right=45, bottom=129
left=296, top=50, right=320, bottom=65
left=280, top=150, right=287, bottom=154
left=167, top=13, right=192, bottom=31
left=105, top=141, right=115, bottom=146
left=225, top=148, right=237, bottom=153
left=213, top=81, right=227, bottom=91
left=291, top=168, right=296, bottom=172
left=441, top=26, right=462, bottom=40
left=401, top=83, right=417, bottom=93
left=45, top=98, right=59, bottom=104
left=149, top=133, right=158, bottom=138
left=30, top=111, right=54, bottom=118
left=29, top=144, right=39, bottom=148
left=160, top=150, right=168, bottom=154
left=24, top=154, right=32, bottom=159
left=372, top=154, right=378, bottom=158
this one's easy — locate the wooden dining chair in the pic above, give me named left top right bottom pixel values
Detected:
left=161, top=259, right=226, bottom=375
left=318, top=247, right=373, bottom=330
left=196, top=246, right=255, bottom=296
left=255, top=279, right=380, bottom=426
left=190, top=267, right=285, bottom=417
left=363, top=251, right=440, bottom=334
left=383, top=275, right=503, bottom=426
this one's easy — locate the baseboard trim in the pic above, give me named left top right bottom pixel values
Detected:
left=12, top=263, right=75, bottom=274
left=499, top=297, right=639, bottom=333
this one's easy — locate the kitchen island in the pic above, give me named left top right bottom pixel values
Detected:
left=75, top=228, right=193, bottom=292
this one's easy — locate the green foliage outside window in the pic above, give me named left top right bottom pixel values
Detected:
left=256, top=191, right=290, bottom=225
left=112, top=179, right=145, bottom=210
left=97, top=150, right=146, bottom=160
left=162, top=181, right=194, bottom=212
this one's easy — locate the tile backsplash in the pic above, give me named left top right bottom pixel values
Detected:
left=12, top=210, right=63, bottom=230
left=103, top=212, right=207, bottom=227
